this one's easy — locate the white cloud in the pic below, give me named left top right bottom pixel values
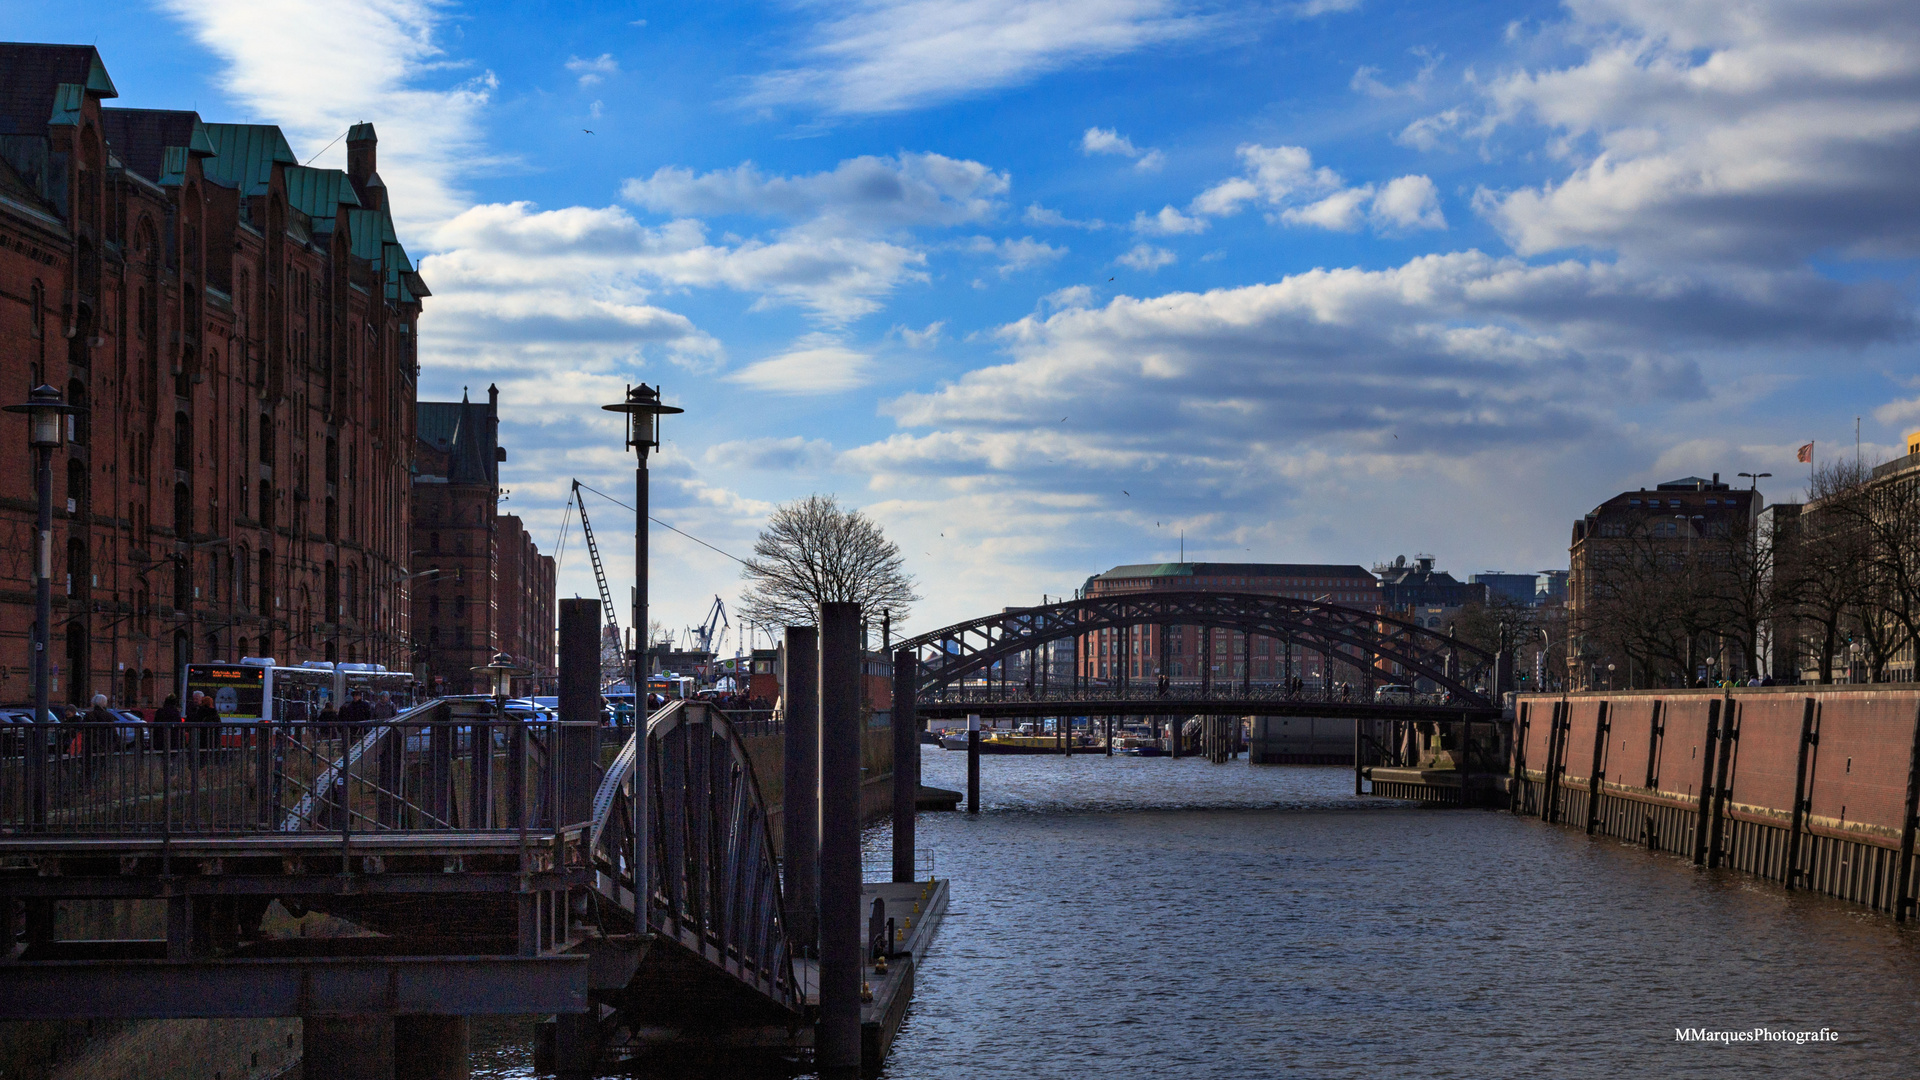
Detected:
left=1131, top=205, right=1208, bottom=235
left=1025, top=203, right=1107, bottom=229
left=1349, top=47, right=1440, bottom=99
left=1474, top=0, right=1920, bottom=264
left=158, top=0, right=492, bottom=234
left=1293, top=0, right=1363, bottom=15
left=1082, top=126, right=1141, bottom=156
left=566, top=53, right=619, bottom=87
left=894, top=321, right=947, bottom=348
left=745, top=0, right=1220, bottom=114
left=1874, top=397, right=1920, bottom=428
left=987, top=236, right=1070, bottom=275
left=1370, top=174, right=1447, bottom=231
left=622, top=153, right=1009, bottom=230
left=704, top=436, right=838, bottom=470
left=1280, top=187, right=1373, bottom=230
left=1117, top=243, right=1177, bottom=271
left=1191, top=144, right=1342, bottom=216
left=727, top=337, right=877, bottom=394
left=1082, top=126, right=1165, bottom=170
left=1190, top=146, right=1445, bottom=234
left=426, top=200, right=928, bottom=325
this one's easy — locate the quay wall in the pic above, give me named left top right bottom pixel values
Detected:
left=1511, top=688, right=1920, bottom=916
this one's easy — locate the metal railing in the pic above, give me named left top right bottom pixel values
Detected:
left=0, top=712, right=602, bottom=837
left=929, top=682, right=1474, bottom=708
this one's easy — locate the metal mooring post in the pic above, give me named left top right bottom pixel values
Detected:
left=892, top=646, right=918, bottom=883
left=783, top=625, right=821, bottom=950
left=967, top=713, right=981, bottom=814
left=817, top=602, right=863, bottom=1078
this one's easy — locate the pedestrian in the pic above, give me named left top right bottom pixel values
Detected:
left=156, top=693, right=182, bottom=750
left=84, top=692, right=114, bottom=776
left=338, top=688, right=373, bottom=726
left=371, top=691, right=397, bottom=721
left=190, top=690, right=219, bottom=750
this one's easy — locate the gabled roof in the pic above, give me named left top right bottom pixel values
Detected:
left=200, top=122, right=296, bottom=194
left=0, top=44, right=116, bottom=137
left=101, top=108, right=214, bottom=186
left=284, top=164, right=360, bottom=220
left=417, top=394, right=496, bottom=487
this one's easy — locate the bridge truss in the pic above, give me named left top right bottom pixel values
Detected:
left=896, top=591, right=1497, bottom=709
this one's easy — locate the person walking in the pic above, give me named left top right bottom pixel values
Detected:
left=156, top=693, right=182, bottom=750
left=371, top=691, right=397, bottom=721
left=338, top=688, right=373, bottom=726
left=84, top=693, right=115, bottom=777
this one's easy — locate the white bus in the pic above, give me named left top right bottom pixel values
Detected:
left=182, top=659, right=414, bottom=723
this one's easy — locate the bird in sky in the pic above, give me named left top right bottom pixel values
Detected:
left=1122, top=490, right=1131, bottom=496
left=583, top=129, right=594, bottom=134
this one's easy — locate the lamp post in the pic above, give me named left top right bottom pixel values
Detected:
left=602, top=383, right=681, bottom=927
left=1738, top=471, right=1771, bottom=494
left=5, top=387, right=84, bottom=742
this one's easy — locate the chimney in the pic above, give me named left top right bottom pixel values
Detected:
left=1712, top=472, right=1720, bottom=487
left=346, top=122, right=380, bottom=210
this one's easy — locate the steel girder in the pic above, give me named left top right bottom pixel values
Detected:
left=896, top=590, right=1496, bottom=707
left=587, top=700, right=800, bottom=1016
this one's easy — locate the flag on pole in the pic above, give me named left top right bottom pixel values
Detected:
left=1797, top=441, right=1814, bottom=463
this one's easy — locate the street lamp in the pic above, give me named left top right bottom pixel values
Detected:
left=601, top=383, right=680, bottom=926
left=602, top=384, right=682, bottom=695
left=5, top=386, right=85, bottom=744
left=472, top=650, right=531, bottom=704
left=1738, top=471, right=1771, bottom=492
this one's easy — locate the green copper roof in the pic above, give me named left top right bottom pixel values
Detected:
left=47, top=83, right=82, bottom=126
left=200, top=123, right=296, bottom=194
left=284, top=165, right=360, bottom=219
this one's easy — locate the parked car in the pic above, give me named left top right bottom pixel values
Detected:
left=1374, top=684, right=1415, bottom=704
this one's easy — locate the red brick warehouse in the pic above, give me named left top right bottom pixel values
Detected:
left=0, top=43, right=424, bottom=706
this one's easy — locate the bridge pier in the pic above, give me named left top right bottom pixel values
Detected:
left=304, top=1017, right=395, bottom=1079
left=966, top=713, right=981, bottom=814
left=784, top=625, right=821, bottom=949
left=818, top=602, right=863, bottom=1079
left=396, top=1016, right=472, bottom=1080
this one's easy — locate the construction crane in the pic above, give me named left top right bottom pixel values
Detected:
left=690, top=595, right=728, bottom=656
left=571, top=480, right=628, bottom=683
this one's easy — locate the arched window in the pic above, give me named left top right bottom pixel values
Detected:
left=325, top=496, right=337, bottom=541
left=174, top=482, right=191, bottom=538
left=65, top=536, right=86, bottom=595
left=174, top=411, right=190, bottom=469
left=258, top=479, right=273, bottom=531
left=66, top=457, right=85, bottom=511
left=173, top=557, right=189, bottom=611
left=454, top=595, right=468, bottom=621
left=67, top=380, right=86, bottom=445
left=325, top=561, right=339, bottom=619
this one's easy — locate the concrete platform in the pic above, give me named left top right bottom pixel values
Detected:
left=793, top=876, right=951, bottom=1075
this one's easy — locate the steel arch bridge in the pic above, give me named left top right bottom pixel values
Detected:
left=896, top=591, right=1497, bottom=709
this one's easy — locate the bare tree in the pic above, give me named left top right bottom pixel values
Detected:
left=738, top=495, right=920, bottom=630
left=1804, top=458, right=1920, bottom=681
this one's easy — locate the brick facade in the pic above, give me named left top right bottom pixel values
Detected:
left=0, top=44, right=423, bottom=707
left=409, top=387, right=555, bottom=695
left=1076, top=561, right=1380, bottom=682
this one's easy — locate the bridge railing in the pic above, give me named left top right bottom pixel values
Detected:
left=927, top=682, right=1474, bottom=708
left=0, top=714, right=602, bottom=837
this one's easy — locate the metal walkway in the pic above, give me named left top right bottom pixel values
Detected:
left=0, top=699, right=800, bottom=1036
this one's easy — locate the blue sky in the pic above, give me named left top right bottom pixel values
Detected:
left=15, top=0, right=1920, bottom=643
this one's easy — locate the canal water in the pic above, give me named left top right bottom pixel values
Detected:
left=476, top=747, right=1920, bottom=1078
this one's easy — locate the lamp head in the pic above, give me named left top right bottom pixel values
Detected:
left=602, top=383, right=684, bottom=454
left=5, top=384, right=84, bottom=449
